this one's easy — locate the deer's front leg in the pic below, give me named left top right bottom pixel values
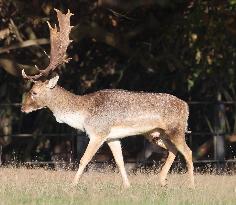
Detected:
left=107, top=139, right=130, bottom=188
left=72, top=137, right=104, bottom=186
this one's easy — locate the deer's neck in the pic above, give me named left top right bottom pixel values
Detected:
left=45, top=86, right=87, bottom=131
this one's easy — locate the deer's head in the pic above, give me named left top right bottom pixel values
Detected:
left=21, top=76, right=60, bottom=113
left=21, top=9, right=73, bottom=113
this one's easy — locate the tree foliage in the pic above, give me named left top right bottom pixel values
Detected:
left=0, top=0, right=236, bottom=161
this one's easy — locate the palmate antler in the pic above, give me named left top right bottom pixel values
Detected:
left=22, top=9, right=74, bottom=81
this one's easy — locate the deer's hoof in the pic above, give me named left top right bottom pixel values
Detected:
left=71, top=180, right=78, bottom=187
left=123, top=182, right=131, bottom=189
left=159, top=178, right=167, bottom=187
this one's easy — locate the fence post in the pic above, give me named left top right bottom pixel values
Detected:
left=0, top=145, right=2, bottom=165
left=214, top=94, right=225, bottom=172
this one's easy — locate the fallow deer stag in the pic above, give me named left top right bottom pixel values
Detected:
left=21, top=9, right=194, bottom=188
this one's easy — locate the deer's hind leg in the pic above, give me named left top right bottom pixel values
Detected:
left=145, top=130, right=177, bottom=187
left=170, top=135, right=194, bottom=188
left=165, top=127, right=194, bottom=188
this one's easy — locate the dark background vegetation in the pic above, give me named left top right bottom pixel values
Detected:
left=0, top=0, right=236, bottom=166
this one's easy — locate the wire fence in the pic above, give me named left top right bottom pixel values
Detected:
left=0, top=101, right=236, bottom=168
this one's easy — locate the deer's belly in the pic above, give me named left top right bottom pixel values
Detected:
left=107, top=125, right=156, bottom=139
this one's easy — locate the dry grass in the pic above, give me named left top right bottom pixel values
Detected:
left=0, top=167, right=235, bottom=205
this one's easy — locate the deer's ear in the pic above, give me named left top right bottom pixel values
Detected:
left=46, top=75, right=59, bottom=89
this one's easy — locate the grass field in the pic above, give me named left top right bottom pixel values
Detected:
left=0, top=167, right=235, bottom=205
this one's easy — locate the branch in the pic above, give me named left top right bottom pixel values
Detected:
left=0, top=38, right=49, bottom=54
left=98, top=0, right=158, bottom=11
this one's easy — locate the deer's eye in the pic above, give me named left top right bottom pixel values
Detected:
left=31, top=91, right=37, bottom=96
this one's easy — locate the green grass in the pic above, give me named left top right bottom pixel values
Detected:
left=0, top=167, right=235, bottom=205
